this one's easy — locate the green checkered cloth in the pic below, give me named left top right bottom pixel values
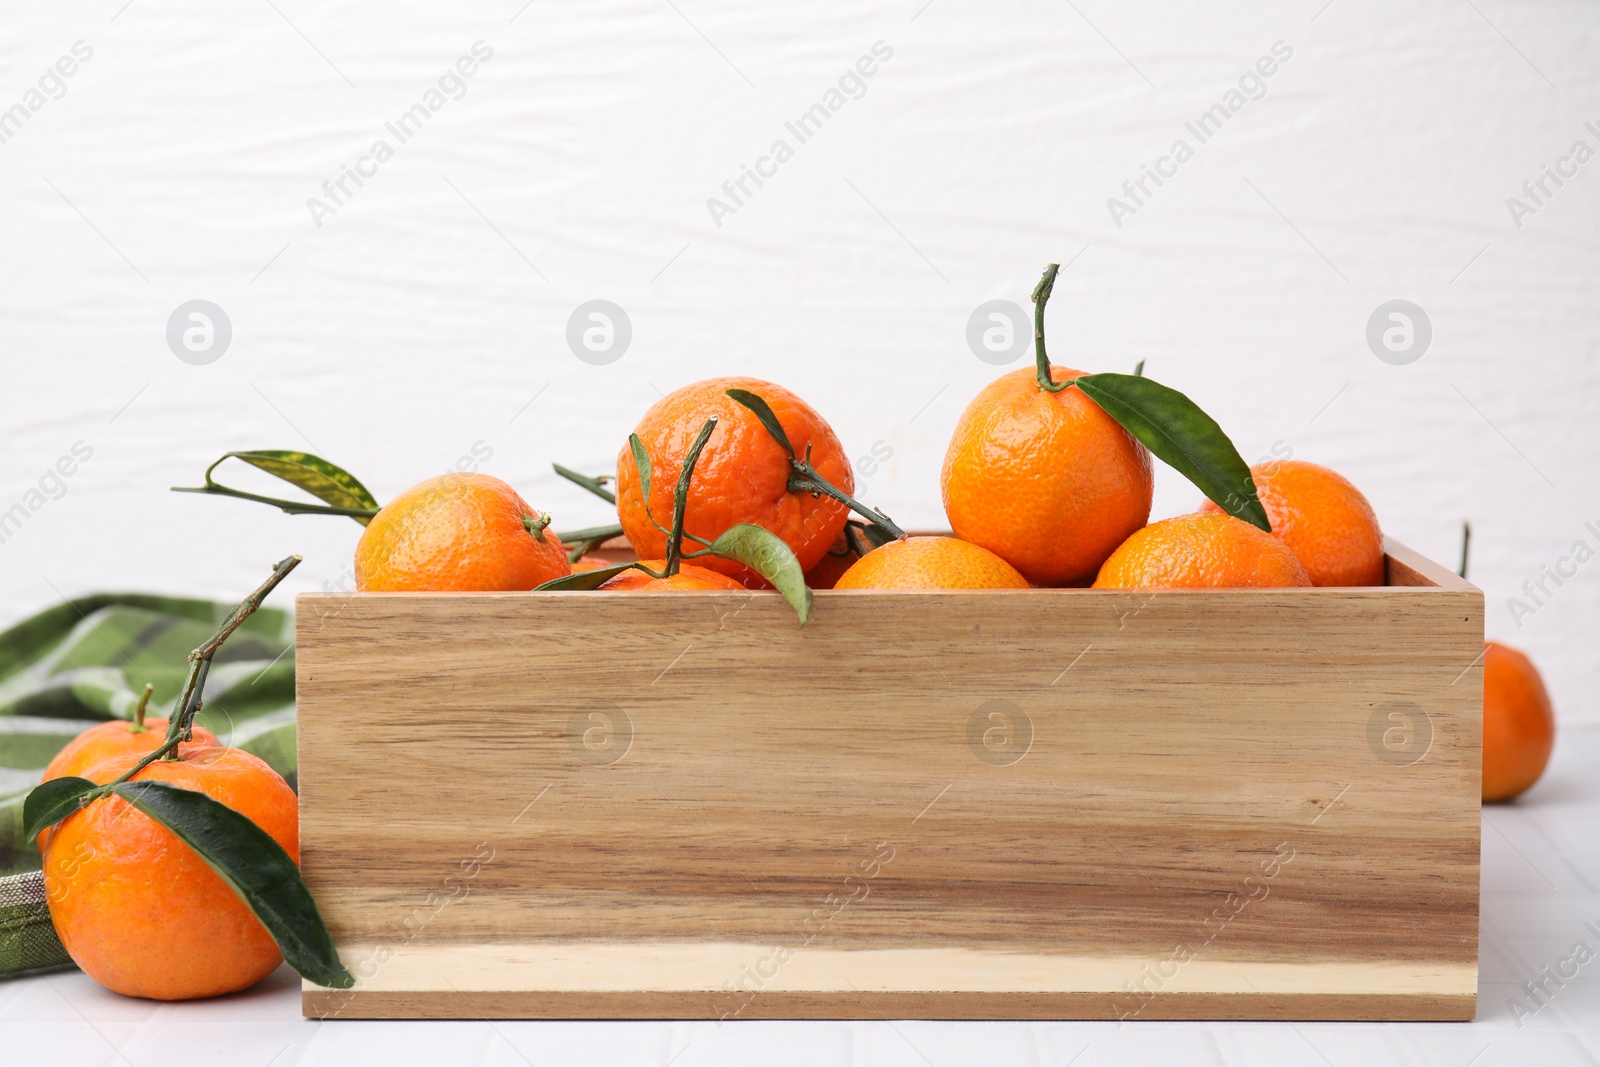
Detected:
left=0, top=595, right=296, bottom=978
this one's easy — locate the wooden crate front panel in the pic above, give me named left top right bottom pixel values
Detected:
left=296, top=544, right=1482, bottom=1020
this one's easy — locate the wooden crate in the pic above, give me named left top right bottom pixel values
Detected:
left=294, top=538, right=1482, bottom=1021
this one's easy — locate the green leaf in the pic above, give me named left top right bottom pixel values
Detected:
left=177, top=451, right=382, bottom=526
left=24, top=776, right=100, bottom=842
left=553, top=464, right=617, bottom=505
left=1071, top=373, right=1271, bottom=532
left=534, top=563, right=641, bottom=591
left=725, top=389, right=796, bottom=458
left=107, top=779, right=354, bottom=989
left=627, top=434, right=653, bottom=502
left=709, top=523, right=812, bottom=625
left=226, top=452, right=378, bottom=514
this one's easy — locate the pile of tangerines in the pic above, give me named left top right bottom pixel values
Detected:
left=357, top=312, right=1370, bottom=596
left=360, top=373, right=1345, bottom=593
left=27, top=262, right=1554, bottom=1007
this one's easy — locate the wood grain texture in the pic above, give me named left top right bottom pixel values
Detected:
left=295, top=537, right=1483, bottom=1021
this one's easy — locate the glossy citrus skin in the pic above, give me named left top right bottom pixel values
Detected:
left=598, top=561, right=748, bottom=591
left=42, top=745, right=299, bottom=1001
left=835, top=536, right=1031, bottom=590
left=616, top=378, right=853, bottom=587
left=1482, top=641, right=1555, bottom=802
left=37, top=718, right=219, bottom=851
left=1093, top=513, right=1312, bottom=589
left=943, top=366, right=1153, bottom=587
left=569, top=554, right=612, bottom=573
left=1199, top=460, right=1383, bottom=586
left=355, top=473, right=570, bottom=592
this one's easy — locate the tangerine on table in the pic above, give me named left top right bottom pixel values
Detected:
left=616, top=377, right=853, bottom=587
left=1092, top=513, right=1311, bottom=589
left=597, top=560, right=747, bottom=592
left=834, top=536, right=1031, bottom=590
left=1199, top=459, right=1383, bottom=586
left=942, top=365, right=1152, bottom=587
left=42, top=745, right=299, bottom=1001
left=1482, top=640, right=1555, bottom=802
left=355, top=472, right=570, bottom=592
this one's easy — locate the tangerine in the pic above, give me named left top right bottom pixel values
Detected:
left=616, top=378, right=852, bottom=586
left=355, top=473, right=569, bottom=592
left=42, top=745, right=299, bottom=1000
left=598, top=561, right=747, bottom=592
left=1199, top=460, right=1383, bottom=586
left=943, top=366, right=1152, bottom=586
left=834, top=536, right=1030, bottom=590
left=1092, top=513, right=1311, bottom=589
left=1482, top=641, right=1555, bottom=802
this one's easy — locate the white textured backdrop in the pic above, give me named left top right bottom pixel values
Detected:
left=1, top=1, right=1596, bottom=721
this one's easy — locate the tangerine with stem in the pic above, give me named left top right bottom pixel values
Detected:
left=37, top=557, right=326, bottom=1001
left=942, top=265, right=1153, bottom=586
left=615, top=378, right=861, bottom=586
left=42, top=744, right=300, bottom=1000
left=355, top=472, right=570, bottom=592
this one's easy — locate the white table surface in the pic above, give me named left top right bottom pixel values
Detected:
left=7, top=727, right=1597, bottom=1067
